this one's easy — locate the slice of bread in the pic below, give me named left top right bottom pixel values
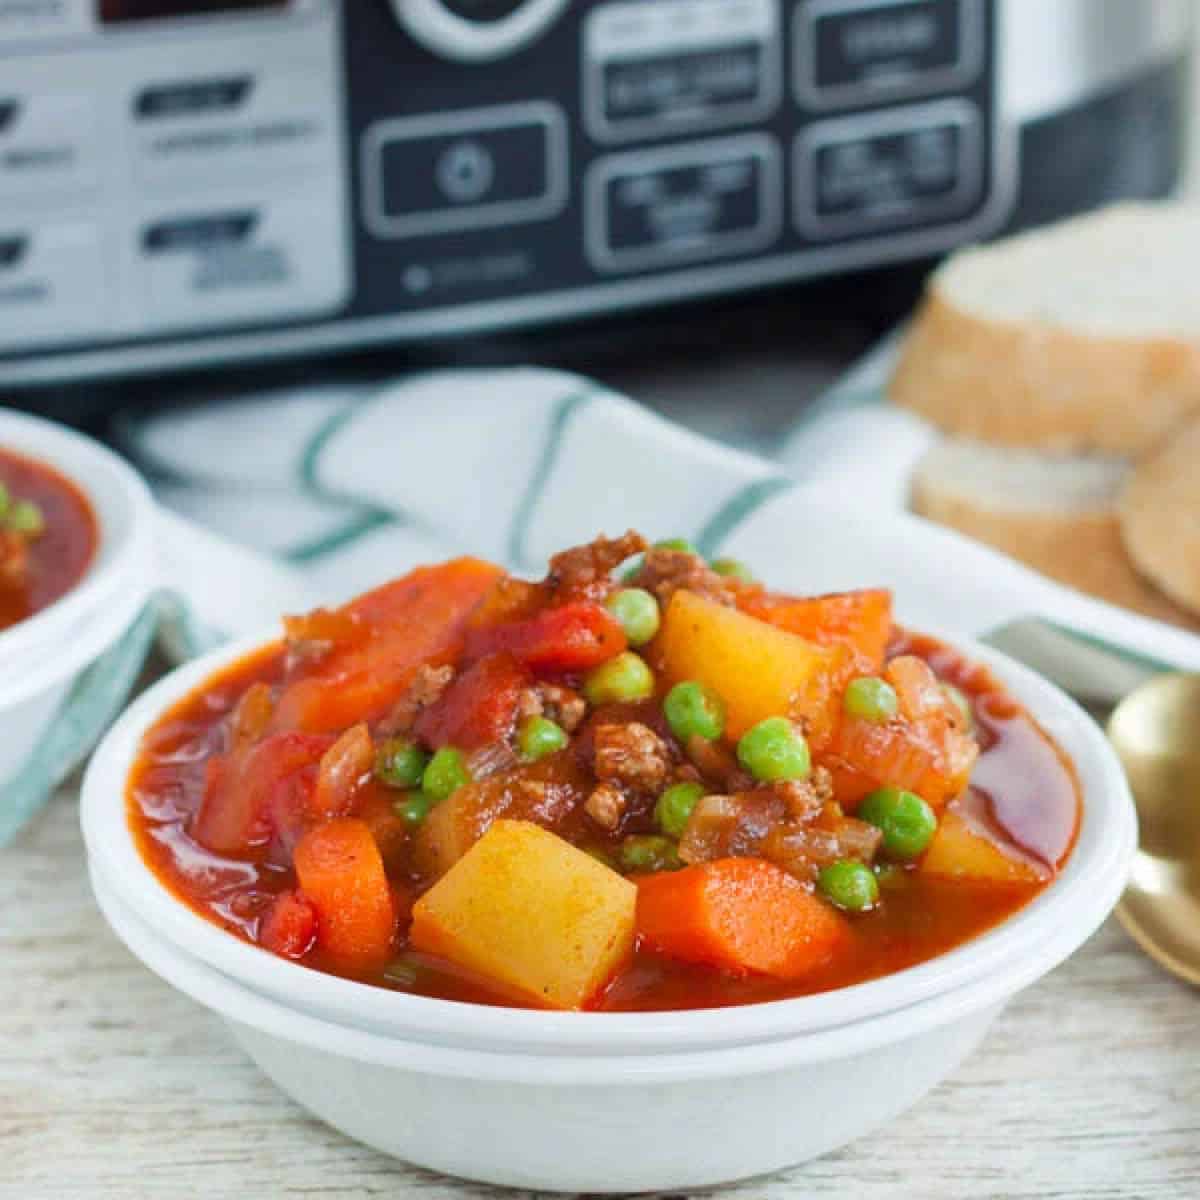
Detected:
left=1120, top=415, right=1200, bottom=617
left=891, top=204, right=1200, bottom=455
left=911, top=438, right=1200, bottom=629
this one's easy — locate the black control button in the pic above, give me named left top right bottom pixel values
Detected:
left=366, top=105, right=565, bottom=237
left=135, top=76, right=255, bottom=121
left=796, top=102, right=980, bottom=237
left=0, top=99, right=19, bottom=135
left=589, top=136, right=779, bottom=272
left=798, top=0, right=981, bottom=108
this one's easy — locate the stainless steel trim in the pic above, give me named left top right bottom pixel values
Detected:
left=1001, top=0, right=1193, bottom=123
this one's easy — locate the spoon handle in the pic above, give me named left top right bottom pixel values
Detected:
left=983, top=617, right=1167, bottom=711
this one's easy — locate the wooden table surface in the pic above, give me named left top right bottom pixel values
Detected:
left=4, top=784, right=1200, bottom=1200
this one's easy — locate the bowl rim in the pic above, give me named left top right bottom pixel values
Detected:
left=90, top=840, right=1126, bottom=1085
left=0, top=408, right=155, bottom=669
left=1, top=567, right=154, bottom=710
left=82, top=625, right=1136, bottom=1054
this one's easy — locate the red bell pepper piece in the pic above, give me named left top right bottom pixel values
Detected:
left=415, top=652, right=532, bottom=751
left=465, top=602, right=626, bottom=673
left=259, top=889, right=318, bottom=960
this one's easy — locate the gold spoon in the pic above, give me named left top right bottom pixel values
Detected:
left=1109, top=674, right=1200, bottom=985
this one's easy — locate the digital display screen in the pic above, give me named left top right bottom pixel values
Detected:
left=99, top=0, right=287, bottom=23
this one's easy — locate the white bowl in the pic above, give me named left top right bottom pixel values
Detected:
left=88, top=841, right=1126, bottom=1193
left=0, top=408, right=155, bottom=671
left=0, top=412, right=156, bottom=838
left=83, top=628, right=1136, bottom=1056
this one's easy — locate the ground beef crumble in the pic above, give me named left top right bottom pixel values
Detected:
left=377, top=664, right=456, bottom=735
left=593, top=722, right=672, bottom=793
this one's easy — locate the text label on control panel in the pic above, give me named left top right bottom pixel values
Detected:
left=795, top=99, right=982, bottom=238
left=797, top=0, right=983, bottom=109
left=585, top=0, right=781, bottom=143
left=587, top=134, right=781, bottom=272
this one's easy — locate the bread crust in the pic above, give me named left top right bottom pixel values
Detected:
left=912, top=472, right=1200, bottom=630
left=1119, top=417, right=1200, bottom=616
left=891, top=292, right=1200, bottom=456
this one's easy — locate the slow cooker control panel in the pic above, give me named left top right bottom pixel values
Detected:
left=349, top=0, right=1002, bottom=317
left=0, top=0, right=1003, bottom=378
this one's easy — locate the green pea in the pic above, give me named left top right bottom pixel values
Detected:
left=604, top=587, right=661, bottom=646
left=619, top=834, right=682, bottom=874
left=393, top=792, right=434, bottom=827
left=7, top=499, right=44, bottom=536
left=422, top=747, right=470, bottom=801
left=654, top=781, right=704, bottom=839
left=664, top=680, right=726, bottom=742
left=655, top=537, right=699, bottom=556
left=374, top=738, right=429, bottom=789
left=844, top=676, right=900, bottom=723
left=818, top=860, right=880, bottom=912
left=517, top=715, right=568, bottom=762
left=859, top=787, right=938, bottom=860
left=584, top=651, right=655, bottom=705
left=736, top=716, right=811, bottom=782
left=0, top=483, right=9, bottom=519
left=710, top=557, right=755, bottom=582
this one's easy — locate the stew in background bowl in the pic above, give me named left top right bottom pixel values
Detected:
left=0, top=446, right=97, bottom=634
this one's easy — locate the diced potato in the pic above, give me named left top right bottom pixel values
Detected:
left=920, top=805, right=1047, bottom=884
left=409, top=820, right=636, bottom=1009
left=657, top=589, right=849, bottom=742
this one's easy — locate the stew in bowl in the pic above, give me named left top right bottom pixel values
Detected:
left=128, top=533, right=1080, bottom=1013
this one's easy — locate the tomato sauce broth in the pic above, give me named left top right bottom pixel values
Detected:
left=128, top=633, right=1081, bottom=1012
left=0, top=447, right=97, bottom=632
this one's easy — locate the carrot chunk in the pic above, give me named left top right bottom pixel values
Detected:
left=272, top=558, right=504, bottom=733
left=636, top=858, right=848, bottom=980
left=292, top=818, right=396, bottom=970
left=739, top=589, right=893, bottom=674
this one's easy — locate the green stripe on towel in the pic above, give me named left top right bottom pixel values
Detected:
left=506, top=389, right=600, bottom=570
left=695, top=476, right=794, bottom=560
